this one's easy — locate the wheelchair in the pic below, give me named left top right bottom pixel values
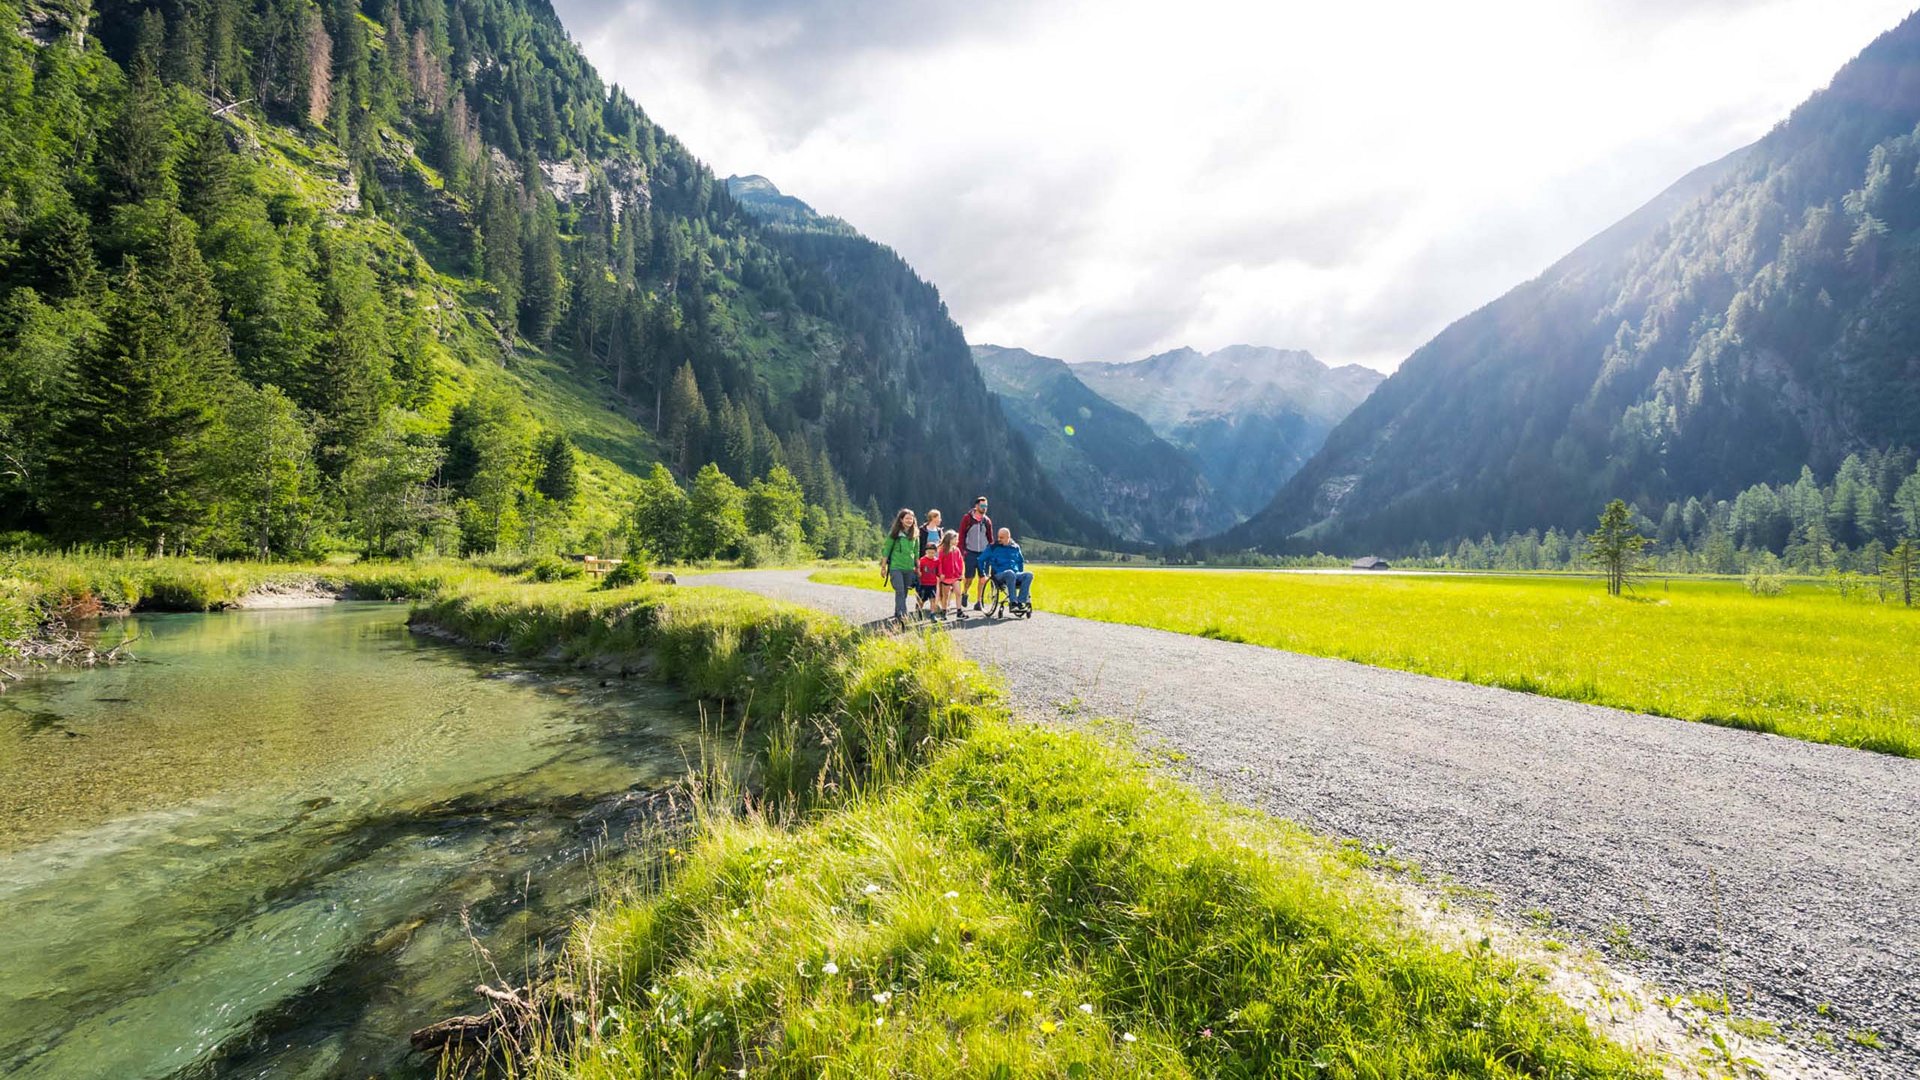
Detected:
left=984, top=573, right=1034, bottom=619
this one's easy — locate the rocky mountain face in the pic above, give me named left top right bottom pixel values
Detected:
left=1070, top=346, right=1383, bottom=520
left=1225, top=12, right=1920, bottom=555
left=725, top=177, right=1108, bottom=544
left=971, top=345, right=1232, bottom=544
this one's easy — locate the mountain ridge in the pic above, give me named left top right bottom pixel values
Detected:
left=1225, top=11, right=1920, bottom=555
left=1071, top=344, right=1383, bottom=520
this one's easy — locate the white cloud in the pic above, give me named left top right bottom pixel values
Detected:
left=555, top=0, right=1916, bottom=370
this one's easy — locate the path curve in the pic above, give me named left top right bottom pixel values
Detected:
left=694, top=570, right=1918, bottom=1077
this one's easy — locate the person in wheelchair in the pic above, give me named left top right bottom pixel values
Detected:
left=977, top=527, right=1033, bottom=615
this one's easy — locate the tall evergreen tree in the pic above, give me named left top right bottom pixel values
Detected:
left=51, top=215, right=234, bottom=553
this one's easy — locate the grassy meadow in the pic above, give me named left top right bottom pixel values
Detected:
left=415, top=580, right=1653, bottom=1079
left=813, top=567, right=1920, bottom=756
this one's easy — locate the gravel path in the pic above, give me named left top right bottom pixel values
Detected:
left=695, top=570, right=1918, bottom=1077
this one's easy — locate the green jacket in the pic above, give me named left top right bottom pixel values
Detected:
left=882, top=531, right=919, bottom=572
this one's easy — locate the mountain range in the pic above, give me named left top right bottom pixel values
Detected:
left=1228, top=11, right=1920, bottom=555
left=972, top=343, right=1380, bottom=544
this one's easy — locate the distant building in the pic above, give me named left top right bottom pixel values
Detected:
left=1350, top=556, right=1391, bottom=570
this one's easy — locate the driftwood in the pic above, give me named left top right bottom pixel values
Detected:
left=3, top=620, right=138, bottom=675
left=410, top=981, right=558, bottom=1063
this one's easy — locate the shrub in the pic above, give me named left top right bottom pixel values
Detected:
left=600, top=556, right=650, bottom=589
left=523, top=555, right=585, bottom=583
left=1743, top=570, right=1787, bottom=597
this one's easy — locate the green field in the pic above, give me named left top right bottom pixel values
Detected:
left=813, top=568, right=1920, bottom=756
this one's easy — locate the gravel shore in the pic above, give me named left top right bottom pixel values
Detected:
left=695, top=570, right=1918, bottom=1078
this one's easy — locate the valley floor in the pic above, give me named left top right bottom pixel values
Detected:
left=693, top=570, right=1920, bottom=1079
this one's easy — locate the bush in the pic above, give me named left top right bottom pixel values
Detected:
left=1743, top=570, right=1787, bottom=597
left=523, top=555, right=585, bottom=583
left=737, top=534, right=782, bottom=568
left=600, top=556, right=650, bottom=589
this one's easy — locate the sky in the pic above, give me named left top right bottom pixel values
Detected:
left=552, top=0, right=1916, bottom=372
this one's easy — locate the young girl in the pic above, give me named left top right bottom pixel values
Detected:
left=921, top=509, right=944, bottom=553
left=935, top=530, right=967, bottom=619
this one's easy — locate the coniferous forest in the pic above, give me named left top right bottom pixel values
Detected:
left=0, top=0, right=1098, bottom=562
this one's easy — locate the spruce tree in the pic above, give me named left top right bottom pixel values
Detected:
left=1587, top=499, right=1650, bottom=596
left=52, top=214, right=234, bottom=553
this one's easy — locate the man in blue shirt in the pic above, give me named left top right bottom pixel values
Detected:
left=976, top=527, right=1033, bottom=612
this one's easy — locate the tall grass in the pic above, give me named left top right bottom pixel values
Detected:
left=413, top=582, right=988, bottom=814
left=815, top=567, right=1920, bottom=756
left=421, top=582, right=1653, bottom=1079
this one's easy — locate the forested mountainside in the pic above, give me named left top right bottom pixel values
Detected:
left=723, top=176, right=1104, bottom=543
left=0, top=0, right=1096, bottom=561
left=1070, top=345, right=1382, bottom=521
left=971, top=344, right=1229, bottom=544
left=1228, top=12, right=1920, bottom=556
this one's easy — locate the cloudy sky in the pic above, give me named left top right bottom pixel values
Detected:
left=553, top=0, right=1914, bottom=371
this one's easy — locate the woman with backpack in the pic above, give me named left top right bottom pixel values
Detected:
left=881, top=508, right=920, bottom=624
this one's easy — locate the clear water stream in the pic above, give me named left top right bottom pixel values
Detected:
left=0, top=602, right=705, bottom=1079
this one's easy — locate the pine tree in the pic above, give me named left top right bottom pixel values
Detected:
left=101, top=14, right=175, bottom=206
left=533, top=431, right=578, bottom=503
left=1884, top=537, right=1918, bottom=607
left=1587, top=499, right=1649, bottom=596
left=51, top=215, right=235, bottom=553
left=519, top=190, right=565, bottom=344
left=662, top=361, right=708, bottom=473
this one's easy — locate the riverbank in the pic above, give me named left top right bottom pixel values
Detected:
left=0, top=556, right=515, bottom=665
left=410, top=581, right=1657, bottom=1078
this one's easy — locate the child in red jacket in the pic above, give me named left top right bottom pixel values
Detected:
left=915, top=544, right=939, bottom=617
left=935, top=531, right=967, bottom=619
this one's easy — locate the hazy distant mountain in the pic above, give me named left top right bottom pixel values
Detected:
left=1070, top=346, right=1384, bottom=519
left=1225, top=11, right=1920, bottom=555
left=972, top=346, right=1232, bottom=543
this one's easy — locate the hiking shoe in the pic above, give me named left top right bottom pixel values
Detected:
left=972, top=602, right=983, bottom=611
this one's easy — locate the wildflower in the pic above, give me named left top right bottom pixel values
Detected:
left=875, top=1017, right=886, bottom=1028
left=872, top=991, right=892, bottom=1005
left=943, top=890, right=959, bottom=899
left=862, top=883, right=882, bottom=895
left=1122, top=1032, right=1137, bottom=1044
left=1201, top=1028, right=1213, bottom=1039
left=795, top=961, right=807, bottom=976
left=822, top=961, right=840, bottom=975
left=1022, top=990, right=1034, bottom=999
left=1040, top=1020, right=1057, bottom=1034
left=1078, top=1003, right=1093, bottom=1015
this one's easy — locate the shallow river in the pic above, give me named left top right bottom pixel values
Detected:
left=0, top=602, right=706, bottom=1079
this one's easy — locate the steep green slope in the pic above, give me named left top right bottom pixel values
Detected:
left=1230, top=12, right=1920, bottom=555
left=1073, top=345, right=1381, bottom=520
left=0, top=0, right=1098, bottom=559
left=972, top=344, right=1227, bottom=544
left=727, top=176, right=1109, bottom=543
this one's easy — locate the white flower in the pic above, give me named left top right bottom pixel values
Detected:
left=795, top=961, right=807, bottom=975
left=874, top=1016, right=886, bottom=1028
left=872, top=991, right=892, bottom=1005
left=1021, top=990, right=1034, bottom=999
left=822, top=961, right=840, bottom=975
left=772, top=858, right=784, bottom=867
left=943, top=890, right=959, bottom=899
left=1078, top=1003, right=1094, bottom=1015
left=862, top=883, right=882, bottom=895
left=1122, top=1032, right=1137, bottom=1044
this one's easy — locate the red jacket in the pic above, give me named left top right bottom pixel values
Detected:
left=958, top=510, right=994, bottom=553
left=936, top=548, right=965, bottom=581
left=917, top=555, right=940, bottom=586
